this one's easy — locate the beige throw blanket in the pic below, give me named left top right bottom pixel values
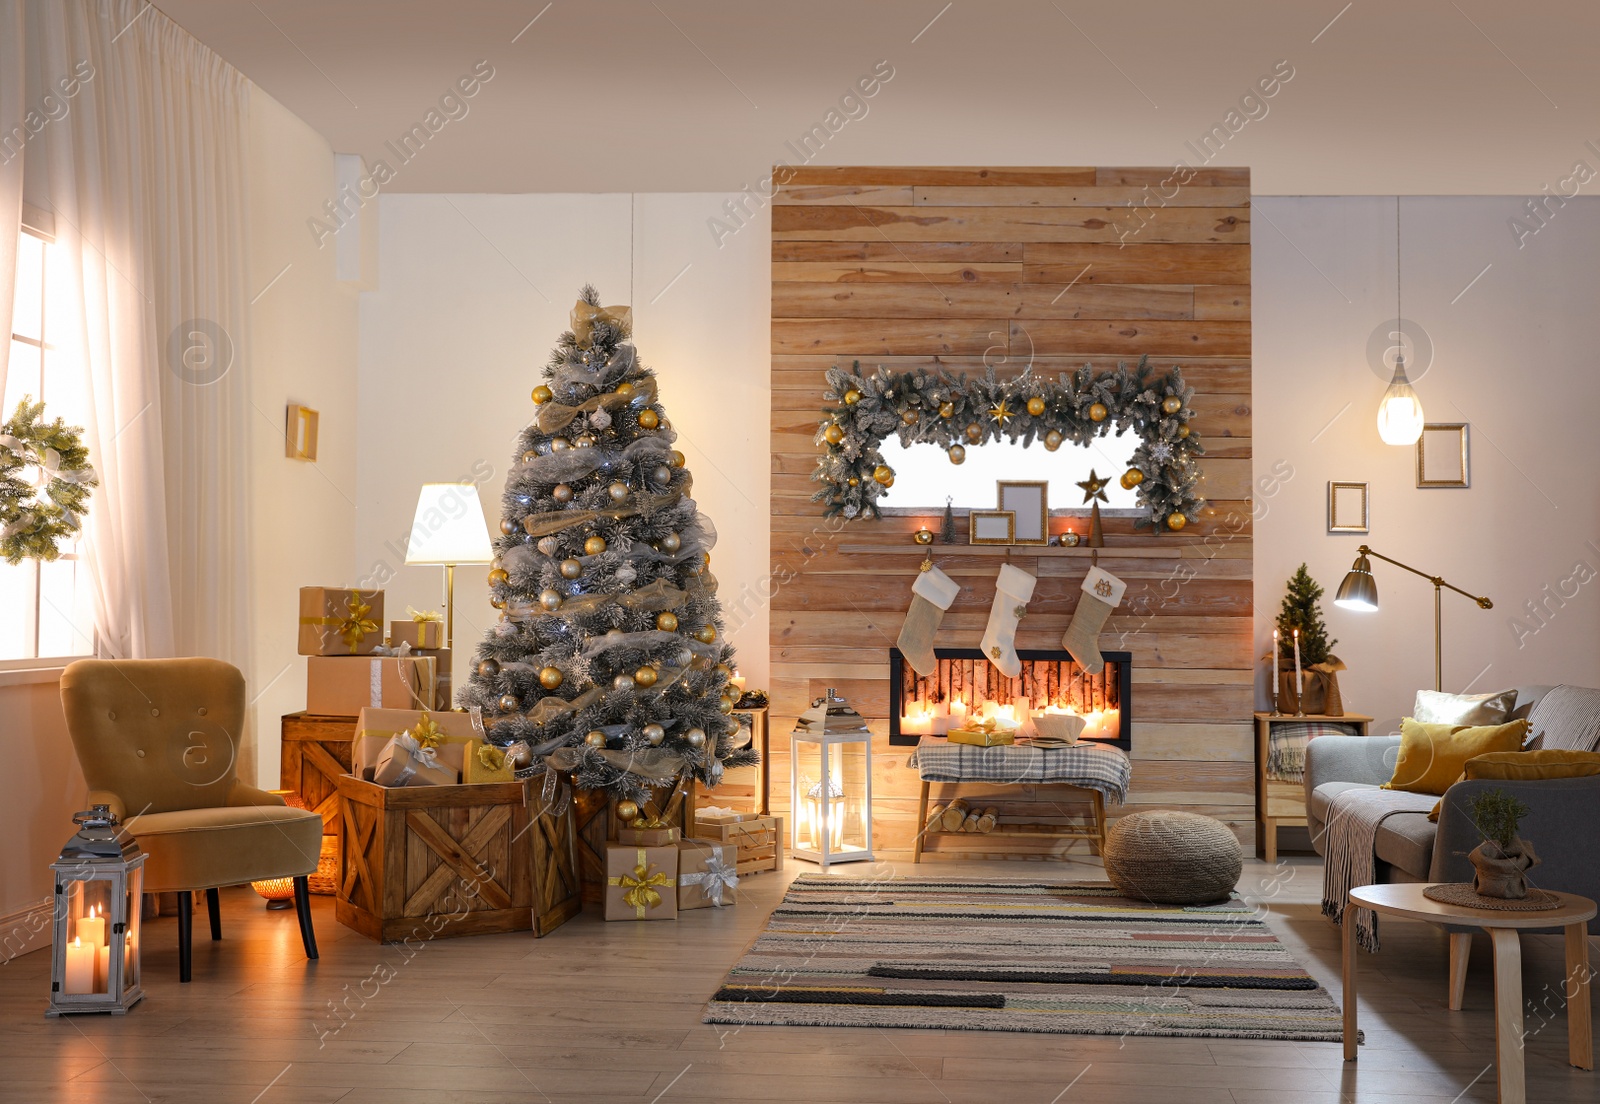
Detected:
left=1320, top=787, right=1439, bottom=952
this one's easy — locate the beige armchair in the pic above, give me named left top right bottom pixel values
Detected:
left=60, top=658, right=322, bottom=981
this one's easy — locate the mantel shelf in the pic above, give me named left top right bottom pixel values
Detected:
left=839, top=543, right=1186, bottom=559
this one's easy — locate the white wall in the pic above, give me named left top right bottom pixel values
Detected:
left=356, top=194, right=771, bottom=686
left=1253, top=196, right=1600, bottom=731
left=245, top=93, right=363, bottom=785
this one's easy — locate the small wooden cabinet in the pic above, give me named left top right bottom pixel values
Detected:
left=1255, top=712, right=1373, bottom=863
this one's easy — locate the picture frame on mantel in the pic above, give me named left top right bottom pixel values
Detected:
left=997, top=481, right=1048, bottom=545
left=1417, top=423, right=1470, bottom=488
left=1327, top=481, right=1369, bottom=534
left=969, top=510, right=1014, bottom=545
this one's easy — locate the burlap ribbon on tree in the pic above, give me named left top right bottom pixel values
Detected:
left=535, top=376, right=658, bottom=434
left=1278, top=656, right=1346, bottom=716
left=571, top=300, right=632, bottom=347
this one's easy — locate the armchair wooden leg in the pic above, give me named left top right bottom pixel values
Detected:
left=293, top=876, right=319, bottom=961
left=177, top=891, right=193, bottom=983
left=205, top=887, right=222, bottom=941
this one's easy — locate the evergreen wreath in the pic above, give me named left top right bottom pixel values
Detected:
left=0, top=397, right=98, bottom=565
left=811, top=357, right=1205, bottom=533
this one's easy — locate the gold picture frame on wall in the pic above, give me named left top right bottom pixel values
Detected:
left=1417, top=423, right=1469, bottom=488
left=1327, top=481, right=1369, bottom=534
left=286, top=404, right=320, bottom=461
left=997, top=481, right=1049, bottom=545
left=969, top=510, right=1014, bottom=545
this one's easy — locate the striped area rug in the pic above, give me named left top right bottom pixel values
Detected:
left=705, top=875, right=1352, bottom=1042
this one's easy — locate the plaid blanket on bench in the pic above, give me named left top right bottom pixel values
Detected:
left=909, top=736, right=1131, bottom=804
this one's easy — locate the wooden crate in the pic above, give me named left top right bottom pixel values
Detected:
left=690, top=815, right=784, bottom=877
left=281, top=712, right=357, bottom=832
left=575, top=780, right=696, bottom=905
left=336, top=775, right=537, bottom=943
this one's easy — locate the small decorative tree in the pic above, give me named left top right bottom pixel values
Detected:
left=1465, top=787, right=1538, bottom=899
left=1274, top=564, right=1336, bottom=667
left=1468, top=789, right=1530, bottom=852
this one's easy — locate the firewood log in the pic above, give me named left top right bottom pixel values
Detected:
left=940, top=798, right=970, bottom=833
left=925, top=804, right=947, bottom=832
left=976, top=807, right=999, bottom=833
left=960, top=810, right=982, bottom=832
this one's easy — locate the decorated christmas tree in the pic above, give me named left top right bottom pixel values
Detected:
left=1275, top=564, right=1336, bottom=667
left=458, top=288, right=754, bottom=802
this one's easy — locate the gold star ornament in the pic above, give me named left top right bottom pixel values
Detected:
left=988, top=398, right=1014, bottom=427
left=1077, top=469, right=1110, bottom=504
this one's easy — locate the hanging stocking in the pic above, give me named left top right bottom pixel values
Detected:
left=897, top=564, right=960, bottom=677
left=1062, top=566, right=1127, bottom=673
left=980, top=564, right=1036, bottom=678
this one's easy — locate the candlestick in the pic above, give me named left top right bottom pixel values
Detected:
left=1292, top=628, right=1304, bottom=717
left=64, top=936, right=95, bottom=995
left=1270, top=629, right=1281, bottom=716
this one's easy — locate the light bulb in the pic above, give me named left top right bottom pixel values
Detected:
left=1376, top=356, right=1424, bottom=445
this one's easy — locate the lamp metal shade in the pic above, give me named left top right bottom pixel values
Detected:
left=1376, top=358, right=1425, bottom=445
left=1335, top=555, right=1379, bottom=611
left=404, top=483, right=494, bottom=565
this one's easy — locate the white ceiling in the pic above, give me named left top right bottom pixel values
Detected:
left=155, top=0, right=1600, bottom=194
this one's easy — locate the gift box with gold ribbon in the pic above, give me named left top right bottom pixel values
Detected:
left=463, top=737, right=517, bottom=785
left=389, top=609, right=444, bottom=651
left=677, top=839, right=738, bottom=910
left=298, top=586, right=385, bottom=656
left=352, top=707, right=476, bottom=785
left=604, top=844, right=678, bottom=921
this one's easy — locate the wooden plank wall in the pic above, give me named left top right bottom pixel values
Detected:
left=750, top=166, right=1253, bottom=859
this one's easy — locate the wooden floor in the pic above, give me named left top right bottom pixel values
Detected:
left=2, top=852, right=1596, bottom=1103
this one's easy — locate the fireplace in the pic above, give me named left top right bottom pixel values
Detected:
left=888, top=647, right=1132, bottom=752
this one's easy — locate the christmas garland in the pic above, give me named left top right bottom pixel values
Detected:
left=0, top=398, right=98, bottom=564
left=811, top=358, right=1205, bottom=533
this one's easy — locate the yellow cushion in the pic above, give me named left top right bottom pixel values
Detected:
left=1383, top=718, right=1528, bottom=796
left=1464, top=749, right=1600, bottom=781
left=125, top=805, right=323, bottom=892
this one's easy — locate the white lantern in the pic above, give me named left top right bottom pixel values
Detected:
left=789, top=689, right=874, bottom=869
left=47, top=806, right=145, bottom=1017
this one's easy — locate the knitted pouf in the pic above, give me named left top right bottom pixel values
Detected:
left=1102, top=810, right=1243, bottom=905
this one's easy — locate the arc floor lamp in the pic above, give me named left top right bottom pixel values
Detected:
left=1333, top=545, right=1493, bottom=693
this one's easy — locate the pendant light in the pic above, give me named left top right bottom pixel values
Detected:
left=1376, top=197, right=1425, bottom=445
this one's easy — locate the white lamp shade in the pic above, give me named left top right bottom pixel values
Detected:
left=404, top=483, right=494, bottom=565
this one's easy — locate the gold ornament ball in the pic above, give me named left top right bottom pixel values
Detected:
left=507, top=743, right=533, bottom=769
left=660, top=531, right=682, bottom=554
left=531, top=385, right=553, bottom=405
left=1161, top=395, right=1183, bottom=415
left=549, top=437, right=570, bottom=452
left=656, top=611, right=679, bottom=632
left=573, top=435, right=596, bottom=449
left=965, top=422, right=983, bottom=442
left=560, top=558, right=583, bottom=579
left=521, top=450, right=538, bottom=463
left=477, top=658, right=500, bottom=678
left=608, top=481, right=629, bottom=503
left=1178, top=425, right=1191, bottom=439
left=823, top=424, right=844, bottom=445
left=938, top=401, right=955, bottom=419
left=1166, top=512, right=1188, bottom=531
left=1120, top=468, right=1145, bottom=490
left=948, top=444, right=966, bottom=465
left=642, top=723, right=666, bottom=746
left=496, top=693, right=520, bottom=713
left=669, top=449, right=686, bottom=468
left=843, top=389, right=862, bottom=405
left=650, top=464, right=672, bottom=486
left=499, top=518, right=518, bottom=536
left=584, top=730, right=608, bottom=748
left=881, top=474, right=895, bottom=489
left=634, top=666, right=658, bottom=688
left=584, top=535, right=607, bottom=556
left=901, top=410, right=918, bottom=425
left=1044, top=429, right=1064, bottom=452
left=615, top=800, right=639, bottom=823
left=552, top=483, right=574, bottom=504
left=490, top=595, right=507, bottom=610
left=488, top=567, right=508, bottom=586
left=685, top=728, right=707, bottom=749
left=873, top=464, right=894, bottom=485
left=615, top=382, right=634, bottom=396
left=718, top=697, right=736, bottom=714
left=1026, top=396, right=1046, bottom=416
left=914, top=527, right=934, bottom=545
left=1089, top=402, right=1109, bottom=423
left=715, top=663, right=732, bottom=679
left=847, top=476, right=860, bottom=487
left=538, top=589, right=562, bottom=611
left=612, top=673, right=636, bottom=692
left=537, top=666, right=564, bottom=690
left=693, top=624, right=717, bottom=644
left=637, top=409, right=660, bottom=430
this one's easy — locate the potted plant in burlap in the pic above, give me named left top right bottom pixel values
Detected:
left=1274, top=564, right=1345, bottom=715
left=1467, top=789, right=1539, bottom=899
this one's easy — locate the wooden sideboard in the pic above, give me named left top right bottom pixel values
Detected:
left=1254, top=712, right=1373, bottom=863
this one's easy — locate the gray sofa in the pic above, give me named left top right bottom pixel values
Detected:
left=1305, top=683, right=1600, bottom=935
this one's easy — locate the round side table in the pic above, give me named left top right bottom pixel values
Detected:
left=1344, top=882, right=1595, bottom=1104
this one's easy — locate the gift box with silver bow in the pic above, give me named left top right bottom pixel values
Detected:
left=676, top=839, right=739, bottom=910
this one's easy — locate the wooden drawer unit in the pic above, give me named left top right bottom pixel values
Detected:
left=1254, top=712, right=1373, bottom=863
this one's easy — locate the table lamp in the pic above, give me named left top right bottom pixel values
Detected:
left=1333, top=545, right=1492, bottom=693
left=404, top=483, right=494, bottom=651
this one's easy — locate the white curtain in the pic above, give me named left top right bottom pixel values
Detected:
left=0, top=0, right=23, bottom=397
left=18, top=1, right=254, bottom=768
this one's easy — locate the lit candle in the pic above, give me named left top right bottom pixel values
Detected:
left=730, top=671, right=747, bottom=694
left=1292, top=628, right=1303, bottom=710
left=78, top=905, right=106, bottom=947
left=950, top=698, right=968, bottom=719
left=64, top=936, right=95, bottom=994
left=97, top=944, right=112, bottom=991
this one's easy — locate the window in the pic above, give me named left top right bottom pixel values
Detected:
left=1, top=224, right=96, bottom=663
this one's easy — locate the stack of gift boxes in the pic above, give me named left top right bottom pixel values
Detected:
left=298, top=586, right=453, bottom=716
left=604, top=817, right=740, bottom=921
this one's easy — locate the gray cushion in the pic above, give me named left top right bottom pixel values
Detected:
left=1310, top=781, right=1370, bottom=826
left=1374, top=812, right=1437, bottom=879
left=1526, top=685, right=1600, bottom=751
